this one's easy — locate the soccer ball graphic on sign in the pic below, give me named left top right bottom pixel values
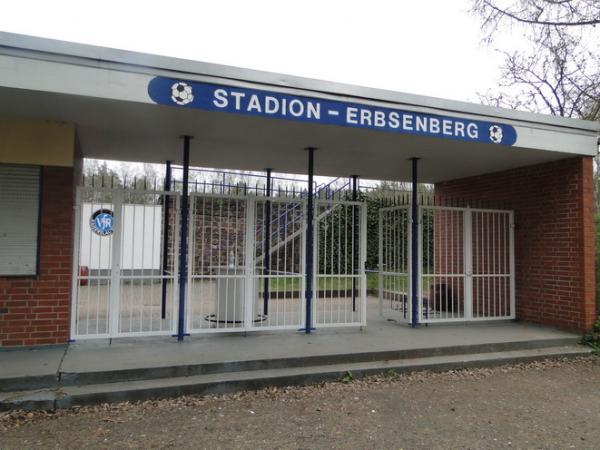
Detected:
left=170, top=82, right=194, bottom=106
left=489, top=124, right=503, bottom=144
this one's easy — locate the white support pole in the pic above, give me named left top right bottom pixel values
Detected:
left=407, top=206, right=413, bottom=324
left=378, top=208, right=384, bottom=317
left=172, top=194, right=181, bottom=334
left=464, top=207, right=473, bottom=320
left=244, top=197, right=256, bottom=330
left=360, top=203, right=368, bottom=328
left=300, top=200, right=307, bottom=327
left=183, top=194, right=194, bottom=334
left=416, top=205, right=423, bottom=324
left=108, top=190, right=123, bottom=338
left=69, top=187, right=83, bottom=340
left=311, top=201, right=318, bottom=328
left=509, top=211, right=516, bottom=319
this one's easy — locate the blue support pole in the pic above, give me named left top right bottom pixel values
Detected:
left=303, top=147, right=316, bottom=333
left=351, top=175, right=359, bottom=312
left=161, top=160, right=172, bottom=319
left=263, top=168, right=272, bottom=316
left=410, top=157, right=419, bottom=328
left=177, top=136, right=192, bottom=341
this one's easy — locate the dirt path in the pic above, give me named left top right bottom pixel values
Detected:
left=2, top=357, right=600, bottom=449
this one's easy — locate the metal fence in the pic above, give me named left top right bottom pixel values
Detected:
left=378, top=206, right=411, bottom=321
left=71, top=187, right=179, bottom=339
left=379, top=205, right=515, bottom=324
left=314, top=199, right=367, bottom=328
left=71, top=187, right=366, bottom=339
left=71, top=184, right=513, bottom=340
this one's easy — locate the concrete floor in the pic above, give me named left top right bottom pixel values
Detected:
left=73, top=279, right=363, bottom=336
left=0, top=296, right=579, bottom=382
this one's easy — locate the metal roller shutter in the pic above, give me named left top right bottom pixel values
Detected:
left=0, top=164, right=41, bottom=276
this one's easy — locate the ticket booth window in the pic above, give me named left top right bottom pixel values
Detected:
left=0, top=164, right=41, bottom=276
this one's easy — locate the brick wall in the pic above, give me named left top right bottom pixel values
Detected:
left=0, top=166, right=75, bottom=346
left=435, top=156, right=596, bottom=331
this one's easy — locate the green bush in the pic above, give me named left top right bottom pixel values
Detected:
left=582, top=317, right=600, bottom=353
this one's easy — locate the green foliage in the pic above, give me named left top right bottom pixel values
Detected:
left=582, top=317, right=600, bottom=354
left=341, top=370, right=354, bottom=383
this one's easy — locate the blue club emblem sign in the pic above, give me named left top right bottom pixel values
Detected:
left=90, top=209, right=114, bottom=237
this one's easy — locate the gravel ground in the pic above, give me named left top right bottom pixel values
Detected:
left=1, top=356, right=600, bottom=450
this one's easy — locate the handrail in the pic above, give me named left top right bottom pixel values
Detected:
left=260, top=177, right=350, bottom=243
left=255, top=198, right=348, bottom=265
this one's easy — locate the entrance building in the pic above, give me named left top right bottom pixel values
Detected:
left=0, top=32, right=597, bottom=347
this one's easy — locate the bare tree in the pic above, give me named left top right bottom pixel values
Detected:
left=474, top=1, right=600, bottom=37
left=472, top=0, right=600, bottom=208
left=473, top=1, right=600, bottom=120
left=478, top=30, right=600, bottom=120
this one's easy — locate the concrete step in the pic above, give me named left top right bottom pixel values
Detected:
left=0, top=336, right=583, bottom=393
left=1, top=336, right=578, bottom=392
left=0, top=344, right=590, bottom=411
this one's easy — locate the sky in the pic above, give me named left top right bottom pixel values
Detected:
left=0, top=0, right=508, bottom=103
left=0, top=0, right=519, bottom=184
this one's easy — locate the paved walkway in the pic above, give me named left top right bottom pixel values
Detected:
left=0, top=310, right=579, bottom=382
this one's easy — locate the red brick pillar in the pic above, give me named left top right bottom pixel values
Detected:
left=435, top=156, right=596, bottom=332
left=579, top=157, right=596, bottom=330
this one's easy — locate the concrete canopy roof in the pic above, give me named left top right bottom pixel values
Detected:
left=0, top=32, right=598, bottom=183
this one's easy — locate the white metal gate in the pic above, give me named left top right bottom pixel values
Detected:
left=72, top=188, right=367, bottom=339
left=186, top=194, right=307, bottom=332
left=379, top=205, right=515, bottom=324
left=252, top=196, right=306, bottom=330
left=71, top=187, right=180, bottom=339
left=314, top=199, right=367, bottom=328
left=378, top=206, right=411, bottom=321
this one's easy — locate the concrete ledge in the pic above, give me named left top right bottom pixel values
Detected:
left=0, top=345, right=590, bottom=411
left=57, top=337, right=580, bottom=387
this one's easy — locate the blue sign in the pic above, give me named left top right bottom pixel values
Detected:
left=90, top=209, right=114, bottom=237
left=148, top=77, right=517, bottom=146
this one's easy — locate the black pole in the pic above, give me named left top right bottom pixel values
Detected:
left=304, top=147, right=316, bottom=333
left=161, top=160, right=172, bottom=319
left=410, top=158, right=419, bottom=328
left=177, top=136, right=192, bottom=341
left=351, top=175, right=359, bottom=312
left=263, top=168, right=273, bottom=316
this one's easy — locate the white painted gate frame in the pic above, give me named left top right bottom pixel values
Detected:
left=313, top=199, right=368, bottom=329
left=379, top=204, right=515, bottom=324
left=378, top=205, right=412, bottom=321
left=70, top=187, right=181, bottom=340
left=184, top=193, right=310, bottom=333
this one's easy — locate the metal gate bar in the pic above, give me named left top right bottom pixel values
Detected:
left=116, top=190, right=179, bottom=336
left=314, top=199, right=367, bottom=328
left=250, top=197, right=306, bottom=330
left=379, top=204, right=514, bottom=325
left=378, top=206, right=411, bottom=321
left=71, top=187, right=179, bottom=339
left=186, top=194, right=249, bottom=333
left=419, top=206, right=514, bottom=323
left=421, top=206, right=466, bottom=322
left=471, top=209, right=515, bottom=320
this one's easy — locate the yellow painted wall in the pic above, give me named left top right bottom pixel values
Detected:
left=0, top=118, right=75, bottom=167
